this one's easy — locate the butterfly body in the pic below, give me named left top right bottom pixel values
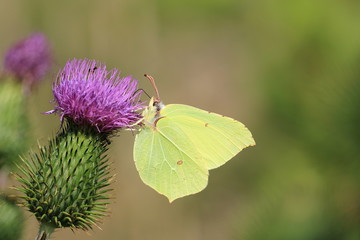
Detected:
left=141, top=98, right=164, bottom=128
left=134, top=96, right=255, bottom=202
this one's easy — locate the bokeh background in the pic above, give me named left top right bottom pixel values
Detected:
left=1, top=0, right=360, bottom=239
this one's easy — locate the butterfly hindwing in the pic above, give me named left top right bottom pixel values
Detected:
left=134, top=121, right=209, bottom=202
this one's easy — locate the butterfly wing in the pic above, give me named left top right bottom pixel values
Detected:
left=160, top=104, right=255, bottom=170
left=134, top=103, right=255, bottom=202
left=134, top=123, right=209, bottom=202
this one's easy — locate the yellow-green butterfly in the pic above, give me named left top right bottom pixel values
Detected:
left=134, top=75, right=255, bottom=202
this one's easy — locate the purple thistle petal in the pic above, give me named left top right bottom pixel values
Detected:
left=51, top=58, right=145, bottom=132
left=3, top=32, right=52, bottom=87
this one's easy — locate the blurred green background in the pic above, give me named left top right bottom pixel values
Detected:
left=1, top=0, right=360, bottom=239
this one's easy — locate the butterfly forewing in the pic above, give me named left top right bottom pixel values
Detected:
left=160, top=104, right=255, bottom=170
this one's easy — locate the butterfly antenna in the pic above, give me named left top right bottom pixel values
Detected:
left=133, top=88, right=151, bottom=99
left=144, top=74, right=160, bottom=102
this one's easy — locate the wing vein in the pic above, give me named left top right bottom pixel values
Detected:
left=146, top=131, right=155, bottom=178
left=157, top=128, right=204, bottom=169
left=170, top=115, right=247, bottom=151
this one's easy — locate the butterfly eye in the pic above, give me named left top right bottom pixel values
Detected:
left=153, top=101, right=163, bottom=112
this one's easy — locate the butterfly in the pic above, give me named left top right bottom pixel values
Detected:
left=133, top=75, right=255, bottom=202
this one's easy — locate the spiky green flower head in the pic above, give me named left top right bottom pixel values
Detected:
left=0, top=79, right=28, bottom=170
left=17, top=59, right=144, bottom=235
left=0, top=195, right=24, bottom=240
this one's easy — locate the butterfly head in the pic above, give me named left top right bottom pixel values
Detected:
left=141, top=97, right=165, bottom=128
left=149, top=97, right=164, bottom=112
left=141, top=74, right=166, bottom=128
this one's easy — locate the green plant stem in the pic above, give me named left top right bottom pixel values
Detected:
left=0, top=168, right=9, bottom=190
left=35, top=223, right=54, bottom=240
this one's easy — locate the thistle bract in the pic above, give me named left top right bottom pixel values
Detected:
left=51, top=59, right=143, bottom=132
left=3, top=33, right=52, bottom=88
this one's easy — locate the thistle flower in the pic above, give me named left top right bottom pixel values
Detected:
left=3, top=32, right=52, bottom=88
left=17, top=59, right=144, bottom=239
left=49, top=59, right=143, bottom=132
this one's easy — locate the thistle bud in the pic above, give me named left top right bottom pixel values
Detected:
left=16, top=59, right=144, bottom=238
left=3, top=32, right=52, bottom=90
left=0, top=195, right=24, bottom=240
left=0, top=32, right=52, bottom=170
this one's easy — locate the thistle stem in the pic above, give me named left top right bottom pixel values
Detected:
left=35, top=223, right=55, bottom=240
left=0, top=168, right=9, bottom=190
